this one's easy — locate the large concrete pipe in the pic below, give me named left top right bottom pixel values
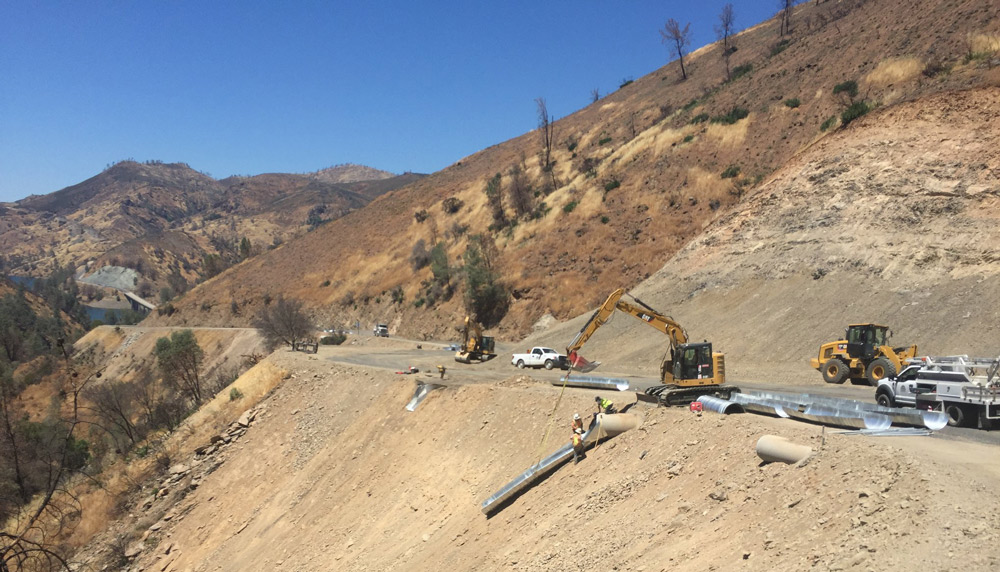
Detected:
left=756, top=435, right=813, bottom=464
left=480, top=413, right=641, bottom=515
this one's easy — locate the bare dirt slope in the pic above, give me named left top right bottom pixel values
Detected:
left=522, top=87, right=1000, bottom=383
left=104, top=349, right=999, bottom=572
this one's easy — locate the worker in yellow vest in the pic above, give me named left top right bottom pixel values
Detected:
left=595, top=395, right=616, bottom=415
left=571, top=413, right=586, bottom=463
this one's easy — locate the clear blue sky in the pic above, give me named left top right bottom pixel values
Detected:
left=0, top=1, right=776, bottom=202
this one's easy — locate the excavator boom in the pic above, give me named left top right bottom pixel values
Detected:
left=566, top=289, right=688, bottom=371
left=565, top=289, right=735, bottom=404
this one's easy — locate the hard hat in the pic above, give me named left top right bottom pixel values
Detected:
left=573, top=413, right=580, bottom=420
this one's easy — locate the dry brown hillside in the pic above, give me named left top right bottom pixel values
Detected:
left=523, top=86, right=1000, bottom=383
left=150, top=0, right=1000, bottom=341
left=0, top=161, right=417, bottom=295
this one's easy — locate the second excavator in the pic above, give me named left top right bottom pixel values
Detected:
left=454, top=316, right=497, bottom=363
left=565, top=288, right=739, bottom=405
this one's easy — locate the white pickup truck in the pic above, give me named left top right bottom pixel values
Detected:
left=511, top=347, right=569, bottom=370
left=875, top=355, right=999, bottom=429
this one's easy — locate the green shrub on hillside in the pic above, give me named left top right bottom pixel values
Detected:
left=833, top=80, right=859, bottom=100
left=840, top=101, right=872, bottom=127
left=683, top=134, right=694, bottom=143
left=770, top=39, right=790, bottom=56
left=604, top=178, right=621, bottom=192
left=820, top=116, right=838, bottom=131
left=730, top=64, right=753, bottom=80
left=710, top=107, right=749, bottom=125
left=690, top=113, right=709, bottom=124
left=721, top=165, right=741, bottom=179
left=784, top=98, right=800, bottom=108
left=598, top=137, right=612, bottom=146
left=320, top=333, right=347, bottom=345
left=563, top=201, right=578, bottom=213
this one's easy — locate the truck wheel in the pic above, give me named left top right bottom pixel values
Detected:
left=865, top=358, right=896, bottom=386
left=875, top=391, right=894, bottom=408
left=544, top=359, right=554, bottom=370
left=516, top=360, right=525, bottom=369
left=821, top=359, right=848, bottom=384
left=945, top=404, right=968, bottom=427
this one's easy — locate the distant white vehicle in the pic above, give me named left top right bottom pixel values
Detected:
left=511, top=347, right=569, bottom=370
left=373, top=324, right=389, bottom=337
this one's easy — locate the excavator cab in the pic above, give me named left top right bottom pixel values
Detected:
left=673, top=342, right=714, bottom=381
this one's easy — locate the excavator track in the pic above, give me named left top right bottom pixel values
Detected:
left=638, top=384, right=741, bottom=407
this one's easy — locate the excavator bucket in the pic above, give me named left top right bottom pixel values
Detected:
left=568, top=351, right=600, bottom=373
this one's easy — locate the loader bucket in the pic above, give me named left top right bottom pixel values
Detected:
left=568, top=351, right=600, bottom=373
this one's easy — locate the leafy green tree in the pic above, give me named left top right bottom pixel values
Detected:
left=462, top=235, right=510, bottom=328
left=153, top=329, right=205, bottom=405
left=239, top=236, right=252, bottom=261
left=253, top=296, right=313, bottom=350
left=483, top=173, right=507, bottom=229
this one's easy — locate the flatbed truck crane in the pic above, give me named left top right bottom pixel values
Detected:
left=565, top=288, right=739, bottom=405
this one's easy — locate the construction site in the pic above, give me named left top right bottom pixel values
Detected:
left=62, top=326, right=997, bottom=572
left=4, top=1, right=1000, bottom=570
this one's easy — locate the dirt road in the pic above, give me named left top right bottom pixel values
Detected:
left=323, top=335, right=1000, bottom=447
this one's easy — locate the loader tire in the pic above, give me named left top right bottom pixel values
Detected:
left=821, top=359, right=848, bottom=384
left=865, top=358, right=896, bottom=386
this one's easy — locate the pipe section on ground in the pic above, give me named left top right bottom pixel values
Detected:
left=555, top=375, right=630, bottom=391
left=756, top=435, right=813, bottom=464
left=405, top=382, right=443, bottom=412
left=696, top=395, right=745, bottom=414
left=730, top=393, right=791, bottom=418
left=480, top=413, right=640, bottom=515
left=744, top=390, right=947, bottom=430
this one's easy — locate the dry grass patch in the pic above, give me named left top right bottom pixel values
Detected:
left=866, top=57, right=923, bottom=87
left=705, top=114, right=752, bottom=147
left=687, top=166, right=732, bottom=205
left=969, top=33, right=1000, bottom=55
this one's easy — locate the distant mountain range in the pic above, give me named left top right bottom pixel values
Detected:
left=0, top=161, right=423, bottom=299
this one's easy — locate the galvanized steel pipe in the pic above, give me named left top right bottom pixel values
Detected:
left=696, top=395, right=745, bottom=414
left=555, top=375, right=630, bottom=391
left=480, top=413, right=640, bottom=515
left=405, top=382, right=442, bottom=412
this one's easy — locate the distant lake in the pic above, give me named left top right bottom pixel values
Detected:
left=84, top=305, right=127, bottom=323
left=6, top=275, right=36, bottom=288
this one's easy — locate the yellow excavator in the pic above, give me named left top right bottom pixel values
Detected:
left=454, top=316, right=497, bottom=363
left=566, top=288, right=739, bottom=405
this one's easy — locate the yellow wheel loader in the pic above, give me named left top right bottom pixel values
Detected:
left=810, top=323, right=918, bottom=386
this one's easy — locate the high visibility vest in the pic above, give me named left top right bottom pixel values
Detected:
left=572, top=433, right=583, bottom=447
left=599, top=398, right=614, bottom=411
